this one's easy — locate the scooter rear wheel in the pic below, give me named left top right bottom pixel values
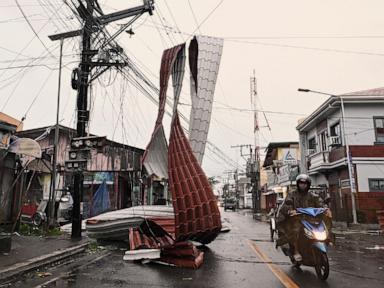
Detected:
left=314, top=250, right=329, bottom=280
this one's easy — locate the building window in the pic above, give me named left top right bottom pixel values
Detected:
left=319, top=131, right=327, bottom=151
left=308, top=137, right=316, bottom=154
left=374, top=117, right=384, bottom=143
left=329, top=122, right=341, bottom=146
left=330, top=122, right=341, bottom=137
left=369, top=179, right=384, bottom=192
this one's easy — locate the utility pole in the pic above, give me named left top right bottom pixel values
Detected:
left=231, top=144, right=253, bottom=208
left=250, top=70, right=261, bottom=214
left=49, top=0, right=155, bottom=238
left=48, top=38, right=64, bottom=227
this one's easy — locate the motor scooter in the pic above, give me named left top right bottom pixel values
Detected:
left=278, top=207, right=331, bottom=280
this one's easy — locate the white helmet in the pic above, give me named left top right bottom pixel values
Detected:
left=296, top=174, right=311, bottom=185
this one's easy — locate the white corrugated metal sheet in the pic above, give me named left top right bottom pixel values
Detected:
left=188, top=36, right=224, bottom=165
left=143, top=126, right=168, bottom=179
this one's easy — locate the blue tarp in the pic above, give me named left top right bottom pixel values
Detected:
left=91, top=180, right=110, bottom=216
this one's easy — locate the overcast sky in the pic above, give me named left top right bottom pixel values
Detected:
left=1, top=0, right=384, bottom=177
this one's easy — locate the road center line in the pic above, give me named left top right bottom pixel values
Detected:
left=247, top=240, right=299, bottom=288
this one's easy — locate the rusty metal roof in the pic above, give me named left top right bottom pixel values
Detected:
left=168, top=113, right=221, bottom=244
left=142, top=43, right=186, bottom=179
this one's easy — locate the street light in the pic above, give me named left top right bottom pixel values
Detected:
left=298, top=88, right=358, bottom=225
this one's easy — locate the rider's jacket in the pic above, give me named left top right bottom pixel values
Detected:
left=277, top=189, right=322, bottom=223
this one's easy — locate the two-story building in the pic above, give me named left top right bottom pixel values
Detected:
left=262, top=142, right=300, bottom=212
left=297, top=87, right=384, bottom=223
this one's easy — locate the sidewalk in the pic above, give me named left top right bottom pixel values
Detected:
left=0, top=233, right=89, bottom=283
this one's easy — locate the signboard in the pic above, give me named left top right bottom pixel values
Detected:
left=340, top=179, right=350, bottom=189
left=277, top=164, right=290, bottom=184
left=281, top=148, right=297, bottom=165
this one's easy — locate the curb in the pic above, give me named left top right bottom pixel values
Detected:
left=0, top=242, right=89, bottom=283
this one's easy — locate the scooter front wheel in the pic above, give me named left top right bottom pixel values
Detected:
left=314, top=250, right=329, bottom=280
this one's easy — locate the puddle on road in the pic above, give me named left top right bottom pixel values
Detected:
left=365, top=245, right=384, bottom=250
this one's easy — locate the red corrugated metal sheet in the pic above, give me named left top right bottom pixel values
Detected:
left=142, top=44, right=186, bottom=179
left=160, top=242, right=204, bottom=269
left=156, top=44, right=185, bottom=127
left=128, top=220, right=175, bottom=251
left=149, top=217, right=175, bottom=237
left=168, top=113, right=221, bottom=244
left=161, top=241, right=199, bottom=258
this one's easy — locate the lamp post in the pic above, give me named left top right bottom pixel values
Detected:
left=298, top=88, right=358, bottom=224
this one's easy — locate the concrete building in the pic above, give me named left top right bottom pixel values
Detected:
left=262, top=142, right=300, bottom=212
left=238, top=177, right=252, bottom=209
left=297, top=87, right=384, bottom=223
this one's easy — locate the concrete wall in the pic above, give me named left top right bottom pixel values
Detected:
left=344, top=103, right=384, bottom=145
left=356, top=163, right=384, bottom=192
left=301, top=102, right=384, bottom=151
left=310, top=173, right=328, bottom=187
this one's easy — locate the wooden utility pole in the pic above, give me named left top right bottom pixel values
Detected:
left=48, top=0, right=155, bottom=238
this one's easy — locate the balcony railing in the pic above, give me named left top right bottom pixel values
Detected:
left=329, top=136, right=341, bottom=146
left=307, top=150, right=330, bottom=169
left=306, top=146, right=347, bottom=171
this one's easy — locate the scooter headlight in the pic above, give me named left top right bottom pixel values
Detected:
left=313, top=230, right=327, bottom=241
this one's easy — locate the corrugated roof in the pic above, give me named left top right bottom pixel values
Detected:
left=188, top=36, right=224, bottom=165
left=142, top=43, right=186, bottom=179
left=342, top=87, right=384, bottom=96
left=143, top=126, right=168, bottom=179
left=168, top=113, right=221, bottom=244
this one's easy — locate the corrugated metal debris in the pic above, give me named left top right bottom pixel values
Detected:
left=86, top=205, right=174, bottom=240
left=168, top=113, right=221, bottom=244
left=88, top=37, right=223, bottom=269
left=188, top=36, right=224, bottom=165
left=124, top=220, right=204, bottom=269
left=142, top=44, right=186, bottom=179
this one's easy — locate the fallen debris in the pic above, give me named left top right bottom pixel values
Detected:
left=123, top=249, right=161, bottom=261
left=85, top=205, right=175, bottom=241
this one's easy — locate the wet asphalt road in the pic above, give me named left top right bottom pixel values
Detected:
left=11, top=208, right=384, bottom=288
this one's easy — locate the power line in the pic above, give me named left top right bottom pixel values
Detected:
left=21, top=69, right=55, bottom=122
left=226, top=39, right=384, bottom=57
left=190, top=0, right=224, bottom=36
left=224, top=35, right=384, bottom=40
left=0, top=64, right=60, bottom=70
left=14, top=0, right=55, bottom=58
left=187, top=0, right=201, bottom=34
left=178, top=102, right=307, bottom=116
left=139, top=21, right=384, bottom=58
left=163, top=1, right=185, bottom=42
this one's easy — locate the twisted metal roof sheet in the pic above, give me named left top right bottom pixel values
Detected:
left=188, top=36, right=223, bottom=165
left=168, top=113, right=221, bottom=244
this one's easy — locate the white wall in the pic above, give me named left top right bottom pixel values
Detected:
left=302, top=102, right=384, bottom=150
left=344, top=103, right=384, bottom=145
left=356, top=163, right=384, bottom=192
left=310, top=173, right=328, bottom=187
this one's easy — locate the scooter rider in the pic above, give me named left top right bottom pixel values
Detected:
left=276, top=174, right=332, bottom=262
